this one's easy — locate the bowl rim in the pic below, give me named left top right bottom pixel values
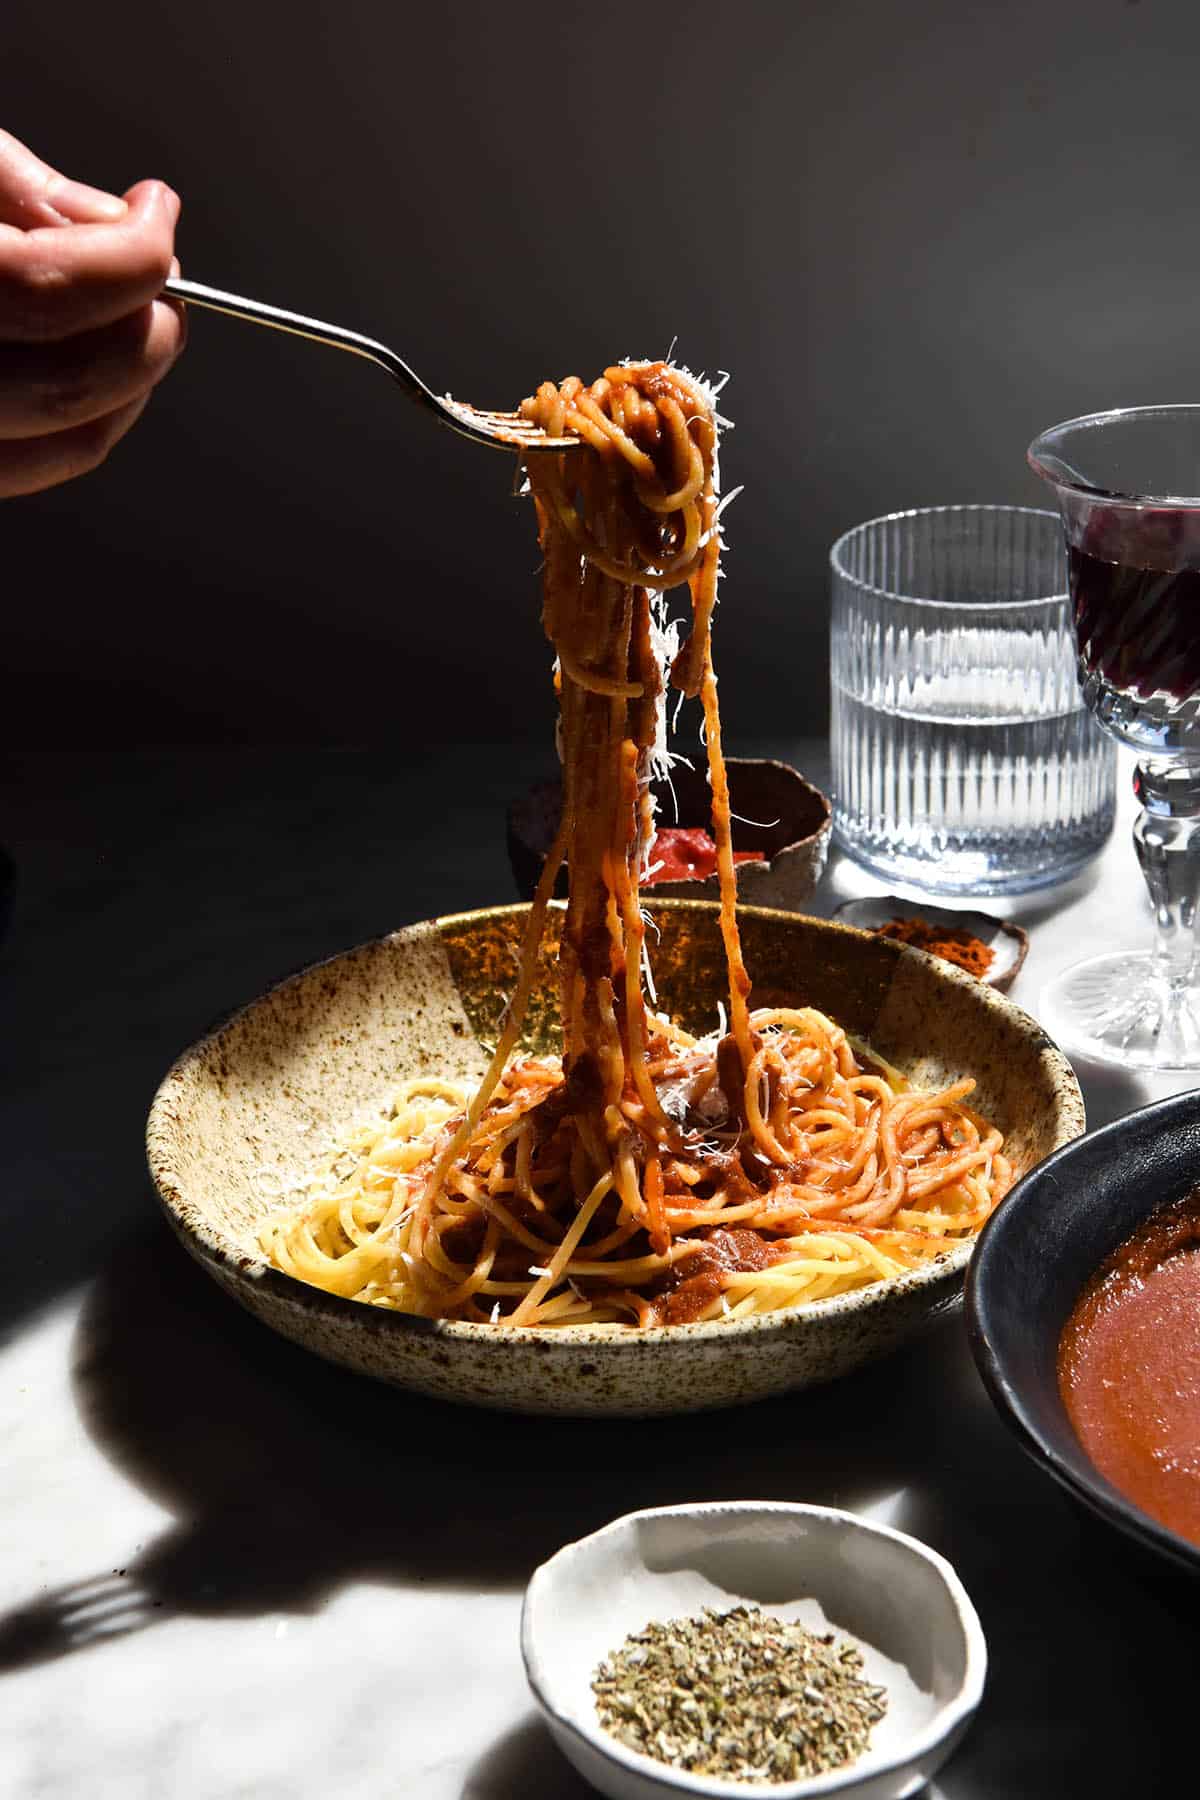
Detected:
left=146, top=898, right=1084, bottom=1354
left=508, top=758, right=834, bottom=878
left=519, top=1499, right=988, bottom=1799
left=656, top=757, right=834, bottom=850
left=514, top=759, right=834, bottom=842
left=966, top=1087, right=1200, bottom=1576
left=639, top=762, right=833, bottom=897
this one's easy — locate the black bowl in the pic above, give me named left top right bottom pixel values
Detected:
left=966, top=1087, right=1200, bottom=1577
left=506, top=758, right=831, bottom=907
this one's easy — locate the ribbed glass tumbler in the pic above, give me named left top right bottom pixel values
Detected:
left=830, top=505, right=1116, bottom=895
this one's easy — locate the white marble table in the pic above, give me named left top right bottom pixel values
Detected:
left=0, top=743, right=1193, bottom=1800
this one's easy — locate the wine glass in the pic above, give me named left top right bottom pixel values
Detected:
left=1029, top=405, right=1200, bottom=1070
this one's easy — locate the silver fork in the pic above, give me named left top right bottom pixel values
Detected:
left=162, top=276, right=576, bottom=454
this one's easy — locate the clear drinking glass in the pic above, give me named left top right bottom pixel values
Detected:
left=1030, top=405, right=1200, bottom=1069
left=830, top=505, right=1117, bottom=895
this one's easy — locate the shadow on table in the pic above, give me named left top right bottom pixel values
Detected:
left=1, top=1213, right=1194, bottom=1800
left=460, top=1716, right=588, bottom=1800
left=1065, top=1048, right=1161, bottom=1132
left=0, top=1213, right=956, bottom=1675
left=459, top=1715, right=951, bottom=1800
left=0, top=747, right=541, bottom=1353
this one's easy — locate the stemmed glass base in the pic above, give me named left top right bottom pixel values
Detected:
left=1027, top=405, right=1200, bottom=1074
left=1041, top=949, right=1200, bottom=1071
left=1040, top=758, right=1200, bottom=1070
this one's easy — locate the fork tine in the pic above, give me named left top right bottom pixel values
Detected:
left=448, top=403, right=539, bottom=432
left=481, top=414, right=572, bottom=437
left=444, top=400, right=578, bottom=451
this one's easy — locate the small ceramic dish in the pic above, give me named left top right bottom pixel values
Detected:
left=967, top=1087, right=1200, bottom=1578
left=508, top=759, right=832, bottom=911
left=521, top=1501, right=987, bottom=1800
left=146, top=901, right=1084, bottom=1416
left=832, top=897, right=1028, bottom=992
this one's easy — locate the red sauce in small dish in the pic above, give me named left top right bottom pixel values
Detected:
left=644, top=827, right=765, bottom=886
left=1058, top=1189, right=1200, bottom=1547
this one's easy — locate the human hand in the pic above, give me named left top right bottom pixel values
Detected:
left=0, top=130, right=185, bottom=497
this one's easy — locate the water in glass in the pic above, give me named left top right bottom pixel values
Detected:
left=830, top=506, right=1115, bottom=896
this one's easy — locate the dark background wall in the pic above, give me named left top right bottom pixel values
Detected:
left=4, top=0, right=1197, bottom=751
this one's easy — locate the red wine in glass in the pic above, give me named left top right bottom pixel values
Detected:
left=1031, top=407, right=1200, bottom=1070
left=1066, top=506, right=1200, bottom=755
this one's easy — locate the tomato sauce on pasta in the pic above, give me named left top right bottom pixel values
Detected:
left=261, top=364, right=1011, bottom=1327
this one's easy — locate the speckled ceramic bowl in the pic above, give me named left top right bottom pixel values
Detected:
left=147, top=902, right=1084, bottom=1417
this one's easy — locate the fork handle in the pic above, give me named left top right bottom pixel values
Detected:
left=162, top=276, right=439, bottom=416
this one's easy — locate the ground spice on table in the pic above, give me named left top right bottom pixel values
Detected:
left=875, top=916, right=994, bottom=978
left=591, top=1604, right=888, bottom=1784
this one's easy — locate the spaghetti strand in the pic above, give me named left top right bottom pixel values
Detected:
left=261, top=363, right=1009, bottom=1327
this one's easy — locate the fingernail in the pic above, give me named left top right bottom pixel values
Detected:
left=128, top=180, right=180, bottom=222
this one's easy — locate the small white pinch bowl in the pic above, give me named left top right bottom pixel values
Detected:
left=521, top=1502, right=986, bottom=1800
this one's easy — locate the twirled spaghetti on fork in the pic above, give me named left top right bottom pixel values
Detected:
left=262, top=364, right=1012, bottom=1327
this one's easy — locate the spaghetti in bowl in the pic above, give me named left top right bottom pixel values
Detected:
left=147, top=900, right=1083, bottom=1416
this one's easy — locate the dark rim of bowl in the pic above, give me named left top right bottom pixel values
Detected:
left=510, top=760, right=832, bottom=856
left=966, top=1088, right=1200, bottom=1576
